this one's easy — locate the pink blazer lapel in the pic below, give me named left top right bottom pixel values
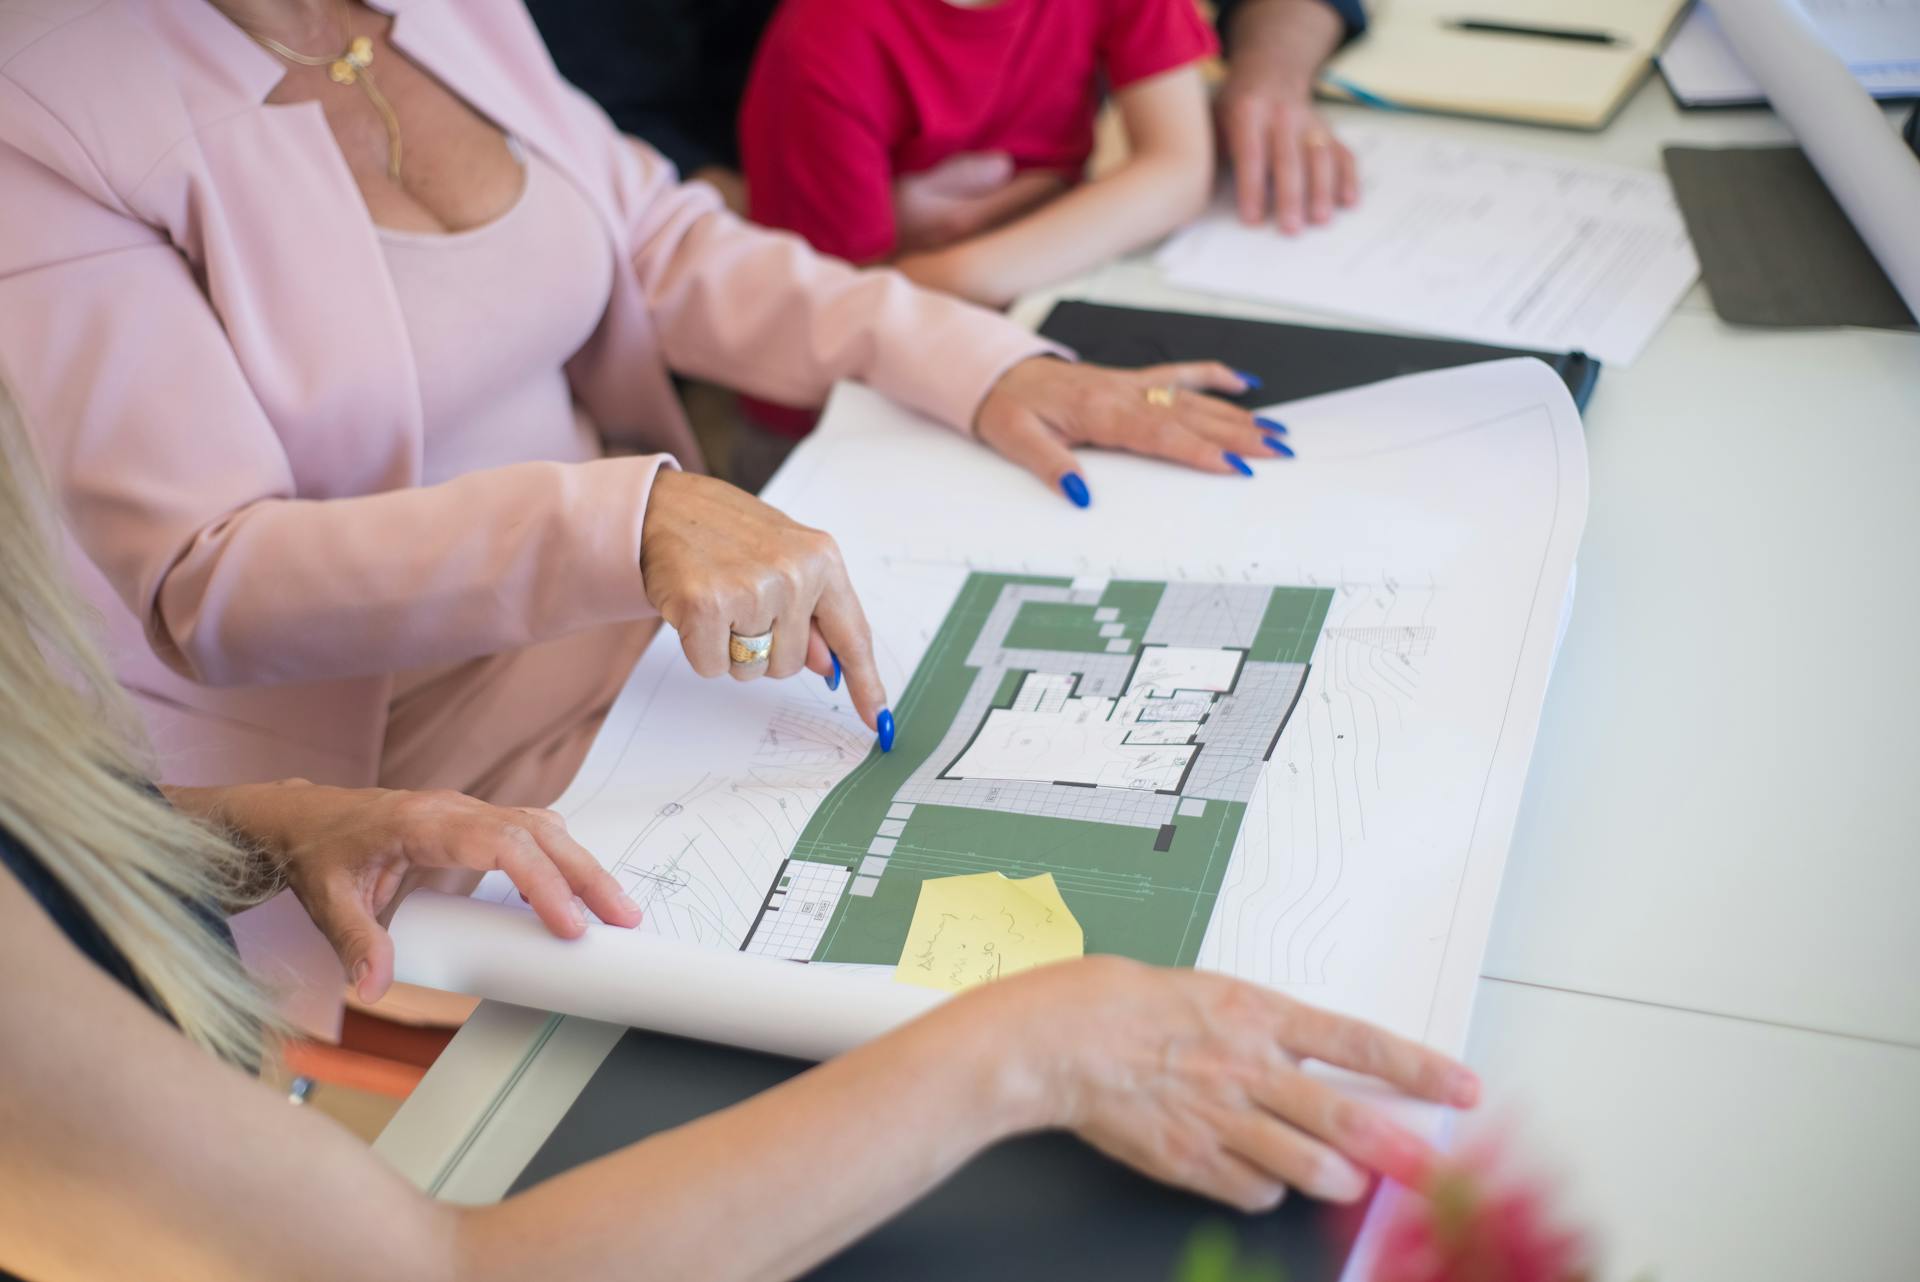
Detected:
left=147, top=0, right=426, bottom=497
left=377, top=0, right=578, bottom=179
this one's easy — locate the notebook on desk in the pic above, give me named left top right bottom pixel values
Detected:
left=1036, top=301, right=1603, bottom=413
left=1319, top=0, right=1690, bottom=128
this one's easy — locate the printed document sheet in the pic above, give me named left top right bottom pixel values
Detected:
left=1155, top=124, right=1699, bottom=365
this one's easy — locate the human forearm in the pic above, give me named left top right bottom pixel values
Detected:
left=154, top=457, right=670, bottom=686
left=895, top=149, right=1208, bottom=308
left=4, top=885, right=1478, bottom=1282
left=1224, top=0, right=1345, bottom=89
left=458, top=994, right=1041, bottom=1282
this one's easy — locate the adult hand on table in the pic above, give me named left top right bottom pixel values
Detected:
left=640, top=470, right=893, bottom=745
left=959, top=956, right=1479, bottom=1208
left=1216, top=0, right=1357, bottom=234
left=975, top=357, right=1294, bottom=507
left=168, top=782, right=642, bottom=1004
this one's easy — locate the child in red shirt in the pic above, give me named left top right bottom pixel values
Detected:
left=740, top=0, right=1218, bottom=309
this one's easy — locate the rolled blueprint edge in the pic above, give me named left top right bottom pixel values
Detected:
left=1707, top=0, right=1920, bottom=314
left=390, top=892, right=947, bottom=1062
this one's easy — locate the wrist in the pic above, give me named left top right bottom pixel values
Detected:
left=912, top=982, right=1066, bottom=1139
left=165, top=781, right=307, bottom=905
left=1225, top=0, right=1344, bottom=85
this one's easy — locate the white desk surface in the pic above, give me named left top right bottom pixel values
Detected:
left=376, top=80, right=1920, bottom=1280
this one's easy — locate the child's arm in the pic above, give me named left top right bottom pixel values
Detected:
left=893, top=64, right=1213, bottom=309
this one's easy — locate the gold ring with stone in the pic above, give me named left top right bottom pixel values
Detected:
left=1144, top=385, right=1178, bottom=408
left=728, top=629, right=774, bottom=666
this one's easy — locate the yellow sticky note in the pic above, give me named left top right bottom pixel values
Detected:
left=893, top=871, right=1084, bottom=992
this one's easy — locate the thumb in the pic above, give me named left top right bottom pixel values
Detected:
left=312, top=881, right=399, bottom=1004
left=980, top=411, right=1090, bottom=508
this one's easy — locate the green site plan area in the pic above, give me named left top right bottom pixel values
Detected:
left=738, top=574, right=1331, bottom=969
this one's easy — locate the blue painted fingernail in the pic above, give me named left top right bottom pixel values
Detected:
left=1256, top=415, right=1288, bottom=435
left=1234, top=369, right=1263, bottom=390
left=826, top=651, right=841, bottom=691
left=1223, top=451, right=1253, bottom=476
left=1264, top=436, right=1296, bottom=458
left=877, top=708, right=896, bottom=753
left=1059, top=472, right=1090, bottom=508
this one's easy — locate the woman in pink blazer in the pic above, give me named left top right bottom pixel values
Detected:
left=0, top=0, right=1278, bottom=1026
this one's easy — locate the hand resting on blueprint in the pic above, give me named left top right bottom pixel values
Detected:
left=976, top=357, right=1291, bottom=503
left=164, top=781, right=642, bottom=1006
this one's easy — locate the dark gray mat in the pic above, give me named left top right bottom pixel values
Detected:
left=1038, top=300, right=1601, bottom=411
left=1663, top=144, right=1916, bottom=331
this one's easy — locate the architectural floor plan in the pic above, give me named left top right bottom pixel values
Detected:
left=416, top=358, right=1587, bottom=1081
left=740, top=574, right=1330, bottom=968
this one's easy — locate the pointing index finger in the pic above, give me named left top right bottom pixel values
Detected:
left=813, top=562, right=889, bottom=733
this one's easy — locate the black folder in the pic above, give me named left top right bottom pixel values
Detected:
left=1036, top=300, right=1602, bottom=412
left=512, top=1027, right=1363, bottom=1280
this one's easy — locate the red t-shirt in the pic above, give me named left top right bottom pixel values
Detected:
left=740, top=0, right=1218, bottom=267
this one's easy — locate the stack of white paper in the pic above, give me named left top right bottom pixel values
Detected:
left=1155, top=125, right=1700, bottom=365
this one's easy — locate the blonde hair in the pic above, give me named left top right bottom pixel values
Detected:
left=0, top=381, right=273, bottom=1066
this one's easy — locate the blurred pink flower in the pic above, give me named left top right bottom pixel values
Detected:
left=1371, top=1150, right=1590, bottom=1282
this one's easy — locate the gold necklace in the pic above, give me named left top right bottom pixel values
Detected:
left=251, top=15, right=403, bottom=182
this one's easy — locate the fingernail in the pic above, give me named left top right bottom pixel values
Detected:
left=1255, top=415, right=1288, bottom=435
left=350, top=960, right=369, bottom=993
left=877, top=708, right=896, bottom=753
left=1450, top=1066, right=1482, bottom=1107
left=826, top=650, right=841, bottom=692
left=1059, top=472, right=1090, bottom=509
left=1263, top=436, right=1296, bottom=458
left=1233, top=369, right=1263, bottom=390
left=568, top=902, right=588, bottom=933
left=1319, top=1155, right=1370, bottom=1203
left=616, top=890, right=642, bottom=917
left=1223, top=451, right=1253, bottom=477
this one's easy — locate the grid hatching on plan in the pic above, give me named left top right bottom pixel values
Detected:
left=1143, top=582, right=1273, bottom=649
left=1184, top=663, right=1308, bottom=804
left=743, top=861, right=849, bottom=961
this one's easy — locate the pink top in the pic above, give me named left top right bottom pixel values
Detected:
left=379, top=142, right=611, bottom=484
left=376, top=142, right=646, bottom=808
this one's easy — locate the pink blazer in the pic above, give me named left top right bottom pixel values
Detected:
left=0, top=0, right=1052, bottom=791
